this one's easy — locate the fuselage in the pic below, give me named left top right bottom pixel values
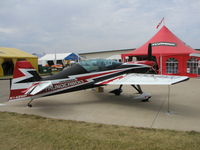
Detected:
left=40, top=59, right=151, bottom=97
left=9, top=59, right=151, bottom=101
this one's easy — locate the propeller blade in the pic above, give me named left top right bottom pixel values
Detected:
left=147, top=43, right=152, bottom=60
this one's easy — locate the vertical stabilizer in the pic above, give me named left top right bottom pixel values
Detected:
left=9, top=61, right=41, bottom=100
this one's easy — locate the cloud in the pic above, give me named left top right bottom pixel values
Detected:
left=0, top=27, right=18, bottom=34
left=0, top=0, right=200, bottom=54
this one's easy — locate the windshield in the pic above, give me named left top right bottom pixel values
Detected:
left=79, top=59, right=122, bottom=72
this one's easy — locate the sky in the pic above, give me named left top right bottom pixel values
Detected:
left=0, top=0, right=200, bottom=54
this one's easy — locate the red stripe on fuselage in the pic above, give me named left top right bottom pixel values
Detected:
left=9, top=89, right=29, bottom=100
left=97, top=75, right=124, bottom=85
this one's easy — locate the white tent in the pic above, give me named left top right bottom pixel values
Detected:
left=39, top=53, right=79, bottom=66
left=106, top=55, right=121, bottom=60
left=106, top=54, right=136, bottom=62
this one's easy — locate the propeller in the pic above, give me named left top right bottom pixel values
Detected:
left=147, top=43, right=153, bottom=60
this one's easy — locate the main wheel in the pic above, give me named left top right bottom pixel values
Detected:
left=142, top=98, right=150, bottom=102
left=27, top=103, right=32, bottom=107
left=114, top=89, right=122, bottom=96
left=110, top=89, right=122, bottom=96
left=114, top=90, right=121, bottom=96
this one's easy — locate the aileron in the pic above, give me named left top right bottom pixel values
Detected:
left=105, top=74, right=189, bottom=85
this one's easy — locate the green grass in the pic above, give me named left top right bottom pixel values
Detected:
left=0, top=112, right=200, bottom=150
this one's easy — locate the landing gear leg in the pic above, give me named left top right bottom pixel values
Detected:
left=131, top=85, right=143, bottom=94
left=27, top=99, right=33, bottom=107
left=110, top=84, right=123, bottom=96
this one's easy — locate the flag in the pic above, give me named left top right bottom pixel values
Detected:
left=156, top=17, right=164, bottom=29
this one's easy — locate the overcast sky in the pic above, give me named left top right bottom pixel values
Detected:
left=0, top=0, right=200, bottom=54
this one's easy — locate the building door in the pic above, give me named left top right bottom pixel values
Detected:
left=2, top=59, right=14, bottom=76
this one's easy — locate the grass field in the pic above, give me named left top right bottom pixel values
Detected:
left=0, top=112, right=200, bottom=150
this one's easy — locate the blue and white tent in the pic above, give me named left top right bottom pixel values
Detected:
left=39, top=53, right=80, bottom=66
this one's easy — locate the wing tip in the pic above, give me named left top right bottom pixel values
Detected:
left=171, top=76, right=189, bottom=85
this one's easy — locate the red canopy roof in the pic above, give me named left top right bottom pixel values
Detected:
left=123, top=25, right=200, bottom=57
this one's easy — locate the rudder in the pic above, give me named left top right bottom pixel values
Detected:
left=9, top=61, right=41, bottom=101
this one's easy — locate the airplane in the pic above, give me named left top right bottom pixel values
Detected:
left=9, top=44, right=189, bottom=107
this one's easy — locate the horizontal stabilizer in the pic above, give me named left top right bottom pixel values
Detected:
left=25, top=81, right=52, bottom=95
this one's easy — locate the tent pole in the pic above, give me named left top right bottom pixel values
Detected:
left=167, top=85, right=171, bottom=113
left=197, top=59, right=199, bottom=77
left=160, top=54, right=163, bottom=74
left=54, top=49, right=57, bottom=65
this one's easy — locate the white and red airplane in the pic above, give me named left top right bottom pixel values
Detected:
left=9, top=44, right=189, bottom=107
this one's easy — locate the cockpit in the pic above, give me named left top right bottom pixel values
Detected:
left=43, top=59, right=122, bottom=80
left=79, top=59, right=122, bottom=72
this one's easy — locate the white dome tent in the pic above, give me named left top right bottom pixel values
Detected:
left=39, top=53, right=80, bottom=66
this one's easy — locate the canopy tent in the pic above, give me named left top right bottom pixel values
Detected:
left=0, top=47, right=38, bottom=77
left=39, top=53, right=80, bottom=66
left=106, top=55, right=121, bottom=60
left=122, top=25, right=200, bottom=77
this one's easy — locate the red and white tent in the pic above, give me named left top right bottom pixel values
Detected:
left=122, top=25, right=200, bottom=77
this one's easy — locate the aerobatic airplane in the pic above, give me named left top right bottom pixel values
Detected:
left=9, top=44, right=189, bottom=107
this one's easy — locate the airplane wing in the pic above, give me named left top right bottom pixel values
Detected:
left=96, top=74, right=189, bottom=85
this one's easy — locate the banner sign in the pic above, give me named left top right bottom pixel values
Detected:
left=152, top=42, right=176, bottom=47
